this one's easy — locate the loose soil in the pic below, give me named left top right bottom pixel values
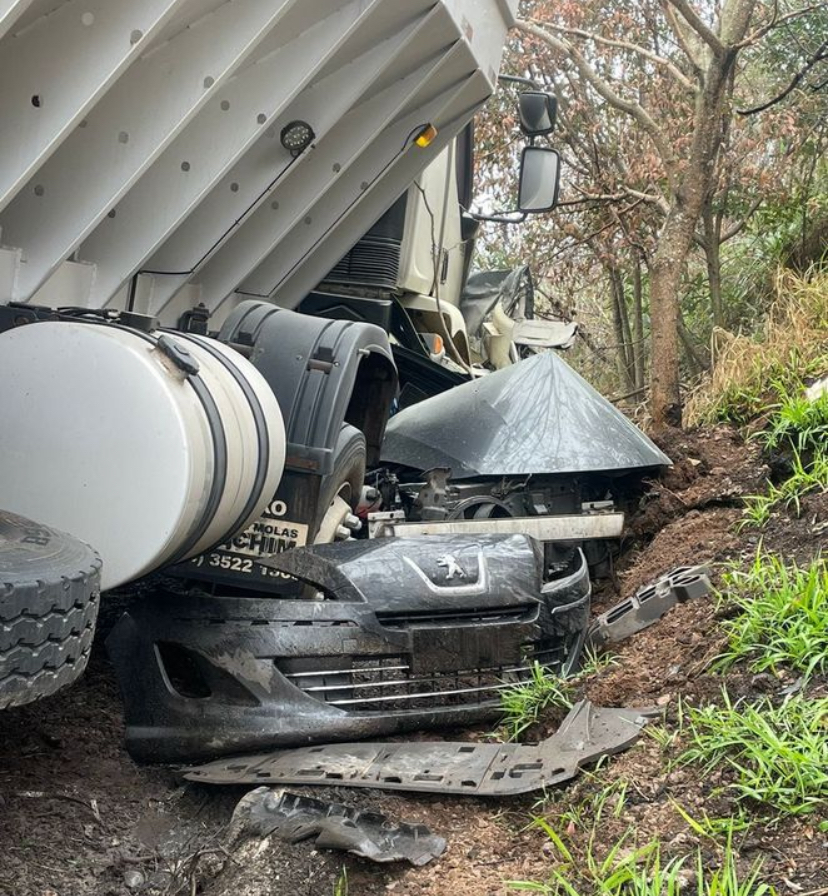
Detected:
left=1, top=426, right=825, bottom=896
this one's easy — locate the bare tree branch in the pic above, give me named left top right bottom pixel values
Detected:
left=665, top=0, right=725, bottom=54
left=737, top=3, right=825, bottom=48
left=738, top=37, right=828, bottom=114
left=537, top=22, right=695, bottom=90
left=518, top=19, right=679, bottom=189
left=719, top=197, right=763, bottom=242
left=662, top=0, right=707, bottom=73
left=622, top=186, right=672, bottom=215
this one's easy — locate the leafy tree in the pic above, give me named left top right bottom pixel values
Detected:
left=476, top=0, right=823, bottom=427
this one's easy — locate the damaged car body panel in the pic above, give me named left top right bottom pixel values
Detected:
left=380, top=351, right=671, bottom=479
left=230, top=787, right=447, bottom=866
left=107, top=534, right=591, bottom=763
left=184, top=700, right=653, bottom=795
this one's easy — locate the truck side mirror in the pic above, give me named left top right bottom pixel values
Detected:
left=518, top=91, right=557, bottom=137
left=518, top=146, right=561, bottom=213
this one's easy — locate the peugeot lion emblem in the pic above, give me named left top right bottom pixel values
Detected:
left=437, top=554, right=466, bottom=580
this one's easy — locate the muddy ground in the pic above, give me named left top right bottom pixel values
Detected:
left=1, top=426, right=825, bottom=896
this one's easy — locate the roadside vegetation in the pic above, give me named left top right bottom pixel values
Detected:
left=508, top=818, right=775, bottom=895
left=715, top=553, right=828, bottom=679
left=686, top=269, right=828, bottom=429
left=686, top=270, right=828, bottom=529
left=678, top=693, right=828, bottom=817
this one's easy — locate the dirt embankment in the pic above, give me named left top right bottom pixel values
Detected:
left=1, top=426, right=825, bottom=896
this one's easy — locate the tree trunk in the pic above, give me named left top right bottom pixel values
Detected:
left=632, top=252, right=646, bottom=390
left=609, top=267, right=635, bottom=393
left=650, top=201, right=700, bottom=428
left=702, top=203, right=725, bottom=327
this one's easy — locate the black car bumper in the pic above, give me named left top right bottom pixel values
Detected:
left=107, top=534, right=590, bottom=763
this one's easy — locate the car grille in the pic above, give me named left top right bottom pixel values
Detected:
left=278, top=643, right=566, bottom=712
left=375, top=606, right=531, bottom=627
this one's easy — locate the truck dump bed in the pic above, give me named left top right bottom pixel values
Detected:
left=0, top=0, right=516, bottom=327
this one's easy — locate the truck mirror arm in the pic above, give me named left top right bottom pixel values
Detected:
left=469, top=210, right=528, bottom=225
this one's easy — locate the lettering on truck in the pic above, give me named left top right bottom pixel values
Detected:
left=191, top=499, right=309, bottom=579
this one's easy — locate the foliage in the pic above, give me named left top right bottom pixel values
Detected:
left=498, top=652, right=616, bottom=741
left=498, top=661, right=573, bottom=741
left=506, top=818, right=775, bottom=895
left=678, top=692, right=828, bottom=816
left=715, top=554, right=828, bottom=679
left=333, top=867, right=348, bottom=896
left=473, top=3, right=828, bottom=411
left=758, top=390, right=828, bottom=454
left=686, top=268, right=828, bottom=425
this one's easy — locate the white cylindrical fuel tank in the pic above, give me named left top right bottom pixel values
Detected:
left=0, top=320, right=285, bottom=590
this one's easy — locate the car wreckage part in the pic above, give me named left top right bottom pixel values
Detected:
left=106, top=534, right=591, bottom=762
left=0, top=320, right=285, bottom=590
left=381, top=351, right=671, bottom=478
left=373, top=512, right=625, bottom=541
left=230, top=787, right=446, bottom=866
left=184, top=700, right=652, bottom=795
left=0, top=510, right=101, bottom=710
left=587, top=566, right=712, bottom=648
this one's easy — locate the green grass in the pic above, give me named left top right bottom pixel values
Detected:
left=506, top=819, right=775, bottom=895
left=671, top=801, right=753, bottom=843
left=678, top=692, right=828, bottom=816
left=555, top=777, right=629, bottom=832
left=498, top=661, right=573, bottom=741
left=333, top=867, right=348, bottom=896
left=498, top=652, right=616, bottom=742
left=758, top=391, right=828, bottom=455
left=740, top=387, right=828, bottom=528
left=715, top=553, right=828, bottom=679
left=741, top=448, right=828, bottom=527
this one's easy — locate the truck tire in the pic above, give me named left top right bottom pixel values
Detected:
left=0, top=510, right=102, bottom=710
left=314, top=425, right=367, bottom=543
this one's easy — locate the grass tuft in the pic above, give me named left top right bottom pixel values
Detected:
left=498, top=652, right=616, bottom=742
left=715, top=553, right=828, bottom=679
left=498, top=661, right=573, bottom=741
left=333, top=867, right=348, bottom=896
left=758, top=390, right=828, bottom=455
left=678, top=692, right=828, bottom=816
left=738, top=389, right=828, bottom=528
left=506, top=819, right=775, bottom=895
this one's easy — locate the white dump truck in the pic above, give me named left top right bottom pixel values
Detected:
left=0, top=1, right=669, bottom=747
left=0, top=0, right=544, bottom=706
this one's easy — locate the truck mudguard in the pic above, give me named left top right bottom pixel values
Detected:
left=219, top=300, right=397, bottom=475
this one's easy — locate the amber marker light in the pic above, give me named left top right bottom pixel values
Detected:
left=414, top=124, right=438, bottom=147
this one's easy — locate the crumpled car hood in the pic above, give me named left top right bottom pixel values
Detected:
left=381, top=351, right=671, bottom=478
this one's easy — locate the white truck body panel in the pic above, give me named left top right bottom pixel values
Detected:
left=0, top=0, right=517, bottom=327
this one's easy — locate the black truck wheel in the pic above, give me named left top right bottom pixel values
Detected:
left=0, top=510, right=102, bottom=710
left=314, top=425, right=367, bottom=543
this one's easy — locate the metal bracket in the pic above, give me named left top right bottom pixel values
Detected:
left=587, top=565, right=712, bottom=648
